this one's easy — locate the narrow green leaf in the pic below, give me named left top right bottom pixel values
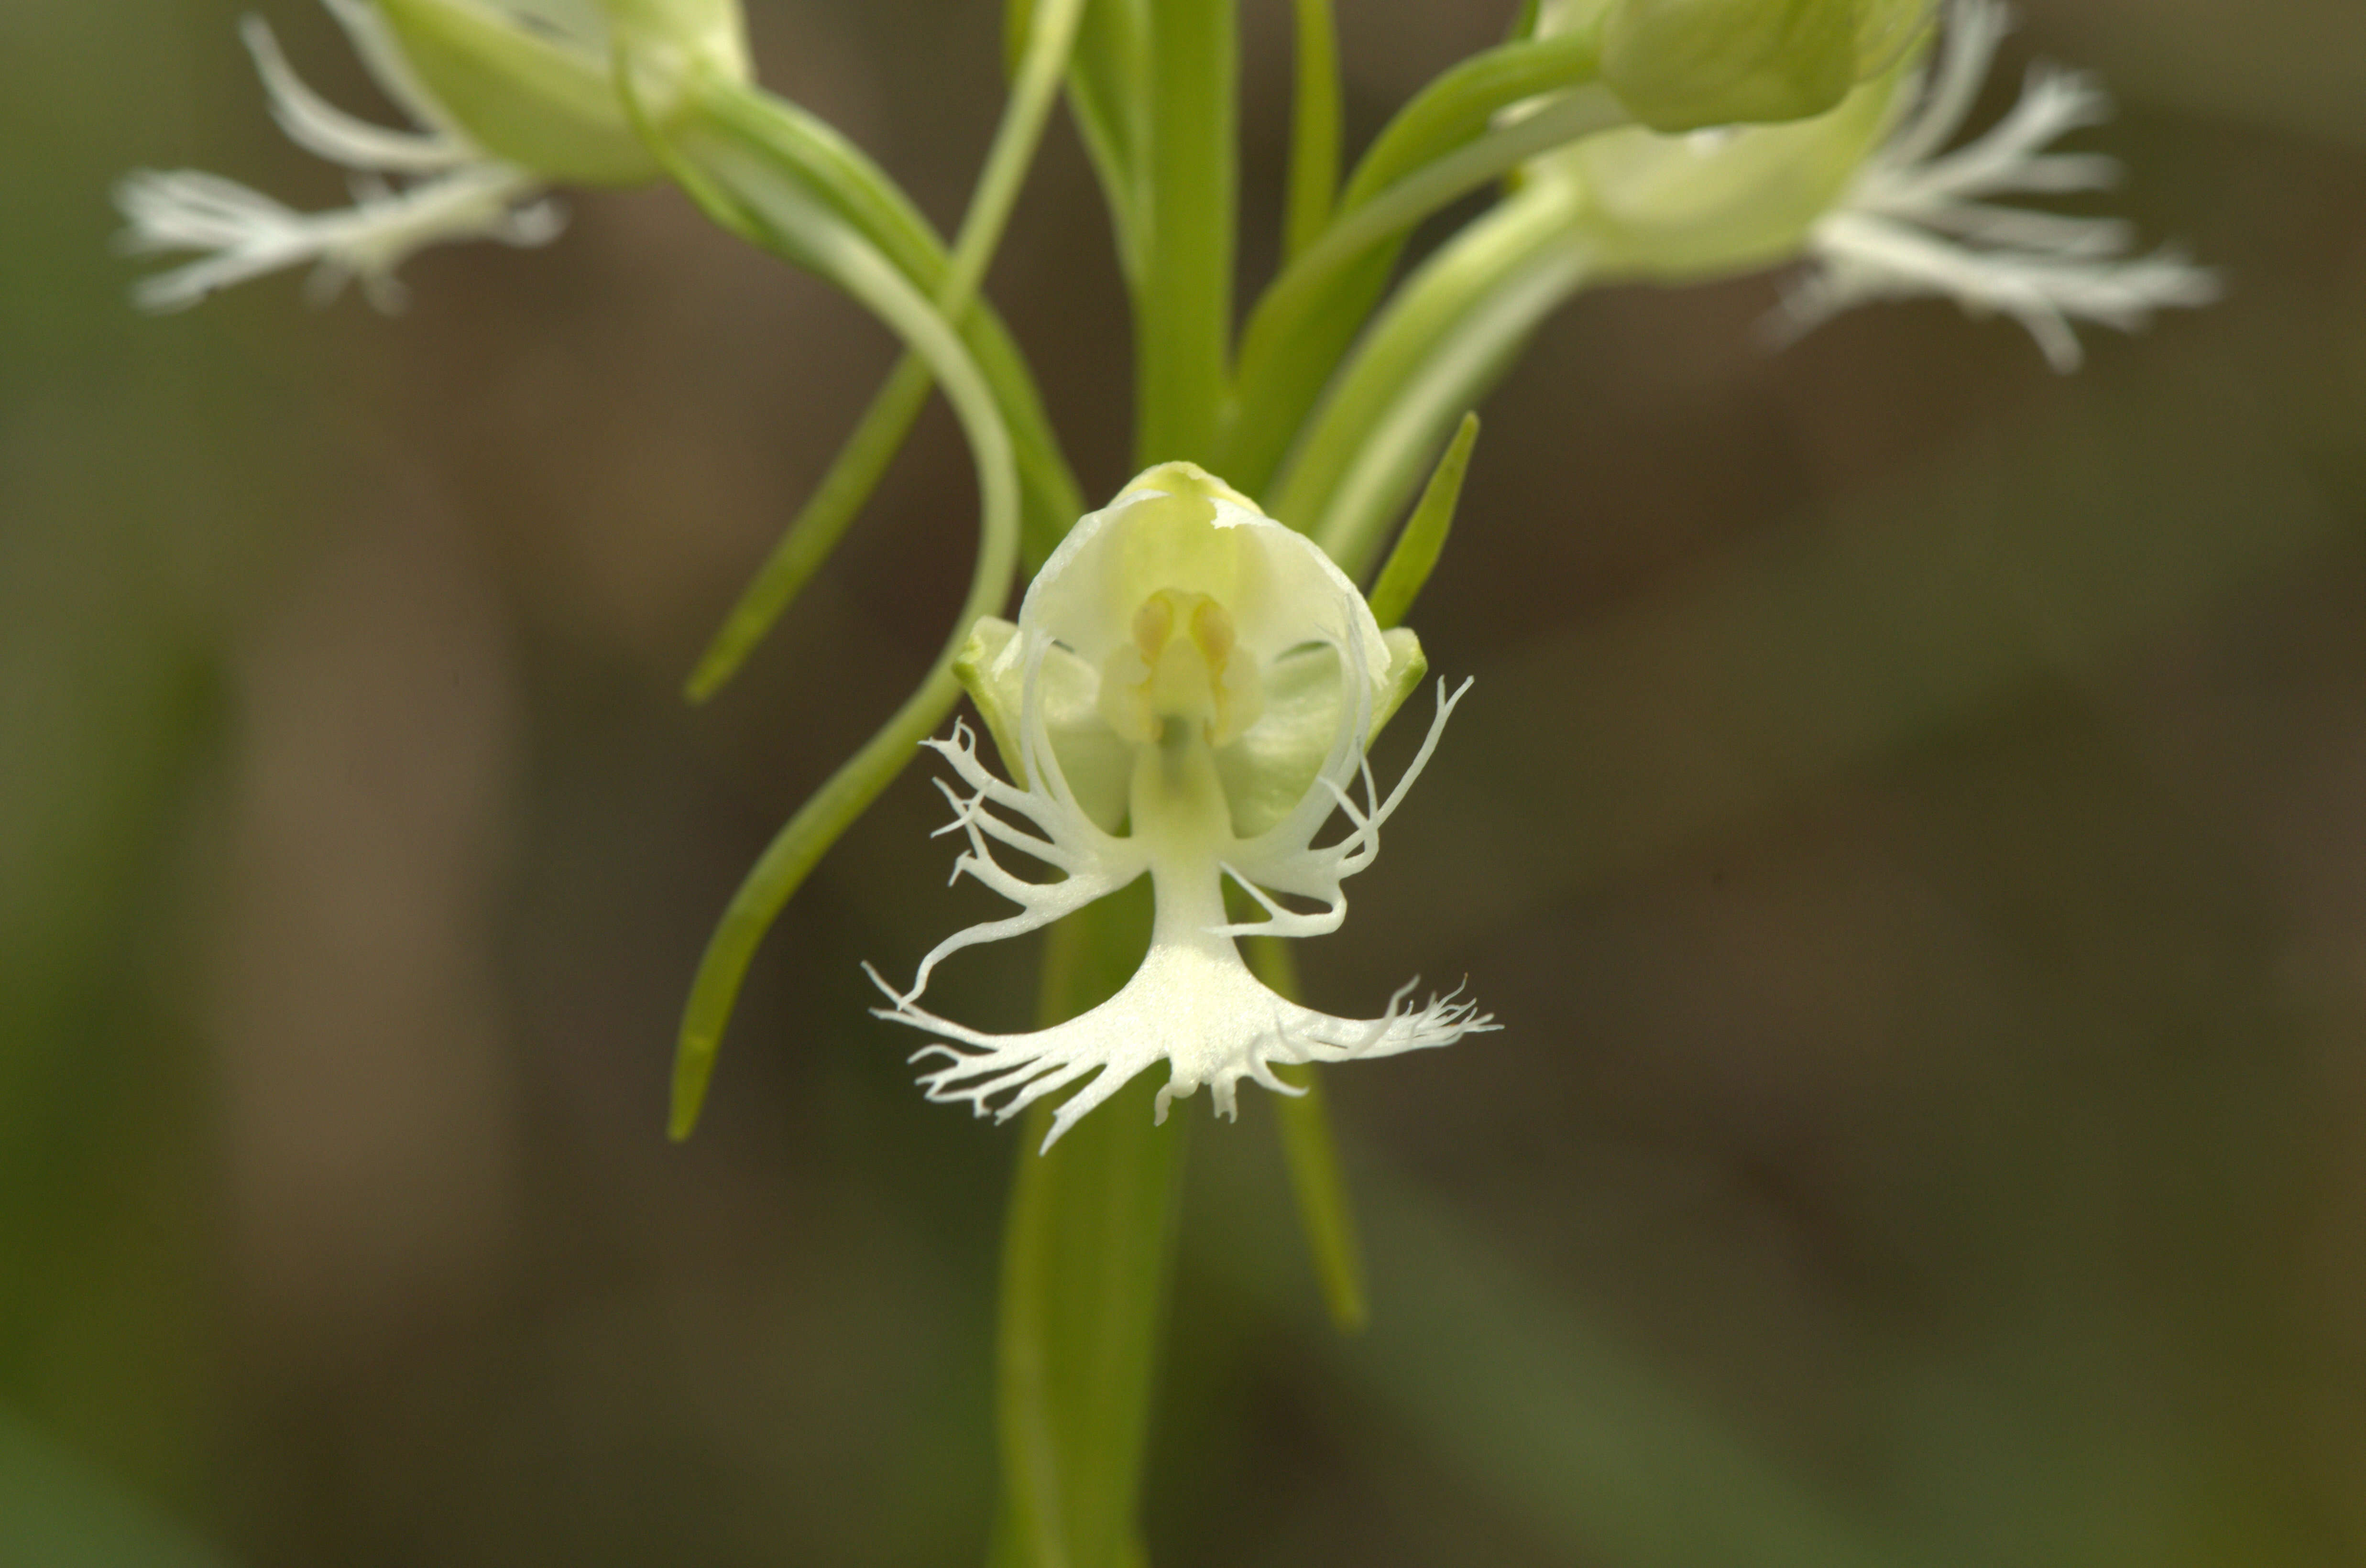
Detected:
left=1337, top=25, right=1605, bottom=211
left=1245, top=934, right=1369, bottom=1333
left=669, top=655, right=975, bottom=1140
left=677, top=82, right=1081, bottom=555
left=990, top=884, right=1187, bottom=1568
left=1066, top=0, right=1151, bottom=285
left=1366, top=411, right=1478, bottom=630
left=1507, top=0, right=1544, bottom=42
left=1283, top=0, right=1342, bottom=261
left=685, top=355, right=932, bottom=702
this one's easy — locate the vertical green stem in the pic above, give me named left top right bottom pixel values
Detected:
left=990, top=884, right=1185, bottom=1568
left=1282, top=0, right=1341, bottom=262
left=1133, top=0, right=1238, bottom=466
left=993, top=5, right=1238, bottom=1561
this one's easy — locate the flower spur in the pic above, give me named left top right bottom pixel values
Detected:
left=867, top=463, right=1495, bottom=1153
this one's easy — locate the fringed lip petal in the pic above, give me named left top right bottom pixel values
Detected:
left=874, top=931, right=1495, bottom=1154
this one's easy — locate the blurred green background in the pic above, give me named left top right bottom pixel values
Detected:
left=6, top=1, right=2365, bottom=1563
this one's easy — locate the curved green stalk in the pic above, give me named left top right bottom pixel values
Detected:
left=650, top=103, right=1023, bottom=1140
left=686, top=76, right=1081, bottom=553
left=1260, top=86, right=1619, bottom=350
left=685, top=0, right=1089, bottom=701
left=1338, top=26, right=1606, bottom=209
left=1270, top=180, right=1588, bottom=581
left=1220, top=29, right=1617, bottom=494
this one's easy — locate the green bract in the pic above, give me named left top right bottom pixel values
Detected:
left=1596, top=0, right=1933, bottom=131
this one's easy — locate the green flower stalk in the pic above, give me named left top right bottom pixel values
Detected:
left=114, top=0, right=745, bottom=309
left=872, top=463, right=1492, bottom=1152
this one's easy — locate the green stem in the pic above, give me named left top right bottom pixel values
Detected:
left=1275, top=181, right=1590, bottom=581
left=1133, top=0, right=1237, bottom=467
left=989, top=885, right=1184, bottom=1568
left=1282, top=0, right=1341, bottom=261
left=1219, top=27, right=1613, bottom=496
left=989, top=6, right=1238, bottom=1561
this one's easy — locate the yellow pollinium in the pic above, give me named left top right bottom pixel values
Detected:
left=1098, top=588, right=1265, bottom=749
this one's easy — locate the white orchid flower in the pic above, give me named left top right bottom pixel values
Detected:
left=116, top=0, right=745, bottom=311
left=1536, top=0, right=2216, bottom=370
left=870, top=463, right=1494, bottom=1153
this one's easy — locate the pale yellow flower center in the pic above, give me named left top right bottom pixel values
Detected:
left=1097, top=588, right=1266, bottom=749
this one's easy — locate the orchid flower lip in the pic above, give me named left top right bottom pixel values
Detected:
left=870, top=464, right=1495, bottom=1152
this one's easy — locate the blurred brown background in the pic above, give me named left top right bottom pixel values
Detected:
left=5, top=1, right=2365, bottom=1563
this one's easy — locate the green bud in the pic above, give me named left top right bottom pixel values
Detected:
left=374, top=0, right=749, bottom=185
left=375, top=0, right=657, bottom=183
left=1600, top=0, right=1933, bottom=131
